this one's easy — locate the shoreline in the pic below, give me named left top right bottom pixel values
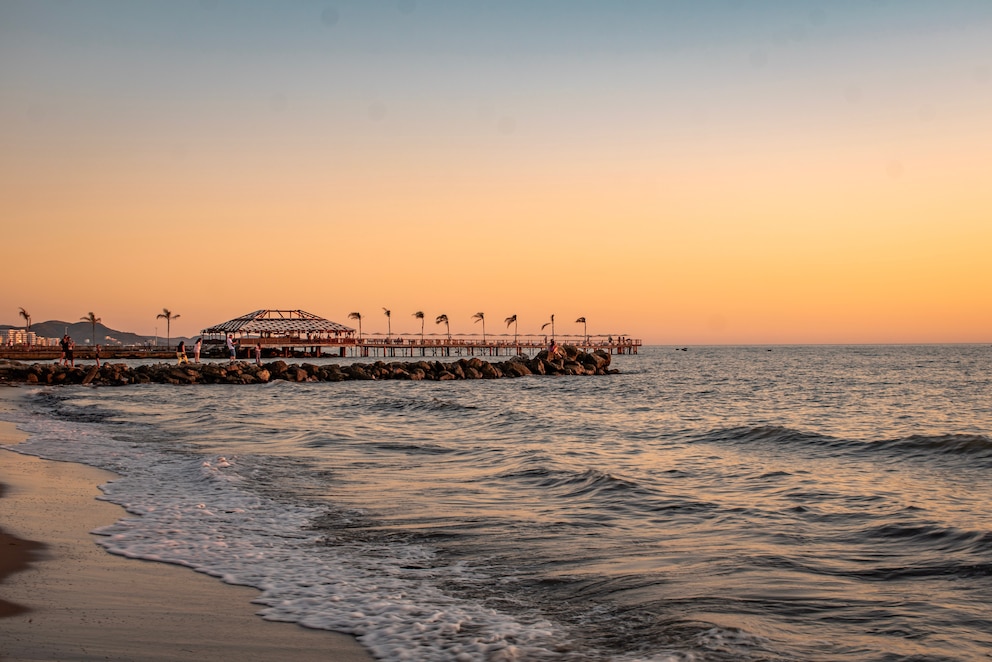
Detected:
left=0, top=386, right=373, bottom=661
left=0, top=480, right=44, bottom=619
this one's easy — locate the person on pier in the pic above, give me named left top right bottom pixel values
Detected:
left=61, top=335, right=75, bottom=367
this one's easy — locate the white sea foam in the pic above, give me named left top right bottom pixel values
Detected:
left=1, top=401, right=607, bottom=661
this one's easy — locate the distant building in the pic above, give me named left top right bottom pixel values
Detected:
left=1, top=329, right=56, bottom=347
left=1, top=329, right=26, bottom=345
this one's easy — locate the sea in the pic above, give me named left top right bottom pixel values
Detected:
left=2, top=345, right=991, bottom=661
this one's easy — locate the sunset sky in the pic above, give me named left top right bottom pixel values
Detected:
left=2, top=1, right=990, bottom=344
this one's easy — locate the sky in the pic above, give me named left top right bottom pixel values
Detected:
left=2, top=0, right=990, bottom=344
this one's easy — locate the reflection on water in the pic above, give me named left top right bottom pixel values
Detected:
left=32, top=345, right=992, bottom=660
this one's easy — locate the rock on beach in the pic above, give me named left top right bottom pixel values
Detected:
left=0, top=347, right=615, bottom=387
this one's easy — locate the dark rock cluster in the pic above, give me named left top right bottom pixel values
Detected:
left=0, top=346, right=615, bottom=387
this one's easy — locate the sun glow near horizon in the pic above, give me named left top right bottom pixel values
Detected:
left=1, top=1, right=990, bottom=345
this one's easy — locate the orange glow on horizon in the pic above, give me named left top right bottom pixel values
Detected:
left=2, top=3, right=990, bottom=345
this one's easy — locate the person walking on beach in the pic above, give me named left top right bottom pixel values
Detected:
left=226, top=334, right=236, bottom=362
left=177, top=340, right=189, bottom=365
left=193, top=337, right=202, bottom=363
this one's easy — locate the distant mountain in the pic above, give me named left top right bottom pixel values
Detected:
left=0, top=320, right=191, bottom=347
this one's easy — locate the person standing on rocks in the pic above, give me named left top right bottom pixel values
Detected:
left=193, top=337, right=202, bottom=363
left=177, top=340, right=189, bottom=365
left=95, top=344, right=101, bottom=368
left=65, top=335, right=75, bottom=367
left=59, top=335, right=68, bottom=365
left=255, top=343, right=262, bottom=366
left=226, top=334, right=236, bottom=362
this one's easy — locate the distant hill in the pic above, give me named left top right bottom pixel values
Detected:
left=0, top=320, right=191, bottom=347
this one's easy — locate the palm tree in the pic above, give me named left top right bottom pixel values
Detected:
left=472, top=312, right=486, bottom=343
left=81, top=312, right=102, bottom=345
left=576, top=316, right=587, bottom=343
left=156, top=308, right=180, bottom=347
left=382, top=308, right=392, bottom=339
left=413, top=311, right=425, bottom=343
left=18, top=307, right=31, bottom=335
left=435, top=314, right=450, bottom=340
left=541, top=314, right=556, bottom=339
left=504, top=314, right=518, bottom=345
left=348, top=312, right=363, bottom=340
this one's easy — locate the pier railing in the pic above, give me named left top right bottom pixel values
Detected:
left=0, top=335, right=641, bottom=361
left=236, top=334, right=640, bottom=358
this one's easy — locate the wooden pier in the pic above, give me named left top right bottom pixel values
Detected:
left=0, top=336, right=640, bottom=362
left=198, top=309, right=641, bottom=360
left=237, top=335, right=641, bottom=359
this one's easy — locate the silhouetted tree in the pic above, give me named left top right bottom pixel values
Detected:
left=504, top=314, right=518, bottom=345
left=541, top=314, right=556, bottom=339
left=576, top=317, right=587, bottom=343
left=435, top=314, right=450, bottom=340
left=18, top=307, right=31, bottom=335
left=472, top=312, right=486, bottom=343
left=156, top=308, right=180, bottom=347
left=348, top=312, right=363, bottom=340
left=413, top=311, right=425, bottom=343
left=81, top=312, right=102, bottom=345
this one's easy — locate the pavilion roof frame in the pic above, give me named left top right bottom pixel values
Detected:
left=201, top=309, right=355, bottom=337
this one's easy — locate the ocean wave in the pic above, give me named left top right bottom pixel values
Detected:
left=495, top=466, right=640, bottom=496
left=368, top=440, right=458, bottom=455
left=692, top=425, right=992, bottom=467
left=366, top=394, right=479, bottom=414
left=693, top=425, right=833, bottom=447
left=859, top=521, right=992, bottom=557
left=489, top=465, right=721, bottom=522
left=869, top=433, right=992, bottom=459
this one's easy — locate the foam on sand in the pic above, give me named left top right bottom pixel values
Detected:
left=0, top=387, right=372, bottom=662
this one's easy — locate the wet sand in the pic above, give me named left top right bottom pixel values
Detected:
left=0, top=387, right=373, bottom=661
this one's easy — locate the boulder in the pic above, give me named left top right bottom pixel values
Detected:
left=503, top=361, right=531, bottom=377
left=563, top=361, right=584, bottom=375
left=479, top=362, right=500, bottom=379
left=0, top=348, right=619, bottom=387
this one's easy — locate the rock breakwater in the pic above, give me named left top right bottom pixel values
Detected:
left=0, top=346, right=615, bottom=387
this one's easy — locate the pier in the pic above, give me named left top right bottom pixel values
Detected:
left=232, top=334, right=641, bottom=359
left=199, top=309, right=641, bottom=359
left=0, top=336, right=640, bottom=362
left=0, top=310, right=642, bottom=361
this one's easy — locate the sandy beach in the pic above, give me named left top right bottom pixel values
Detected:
left=0, top=387, right=373, bottom=661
